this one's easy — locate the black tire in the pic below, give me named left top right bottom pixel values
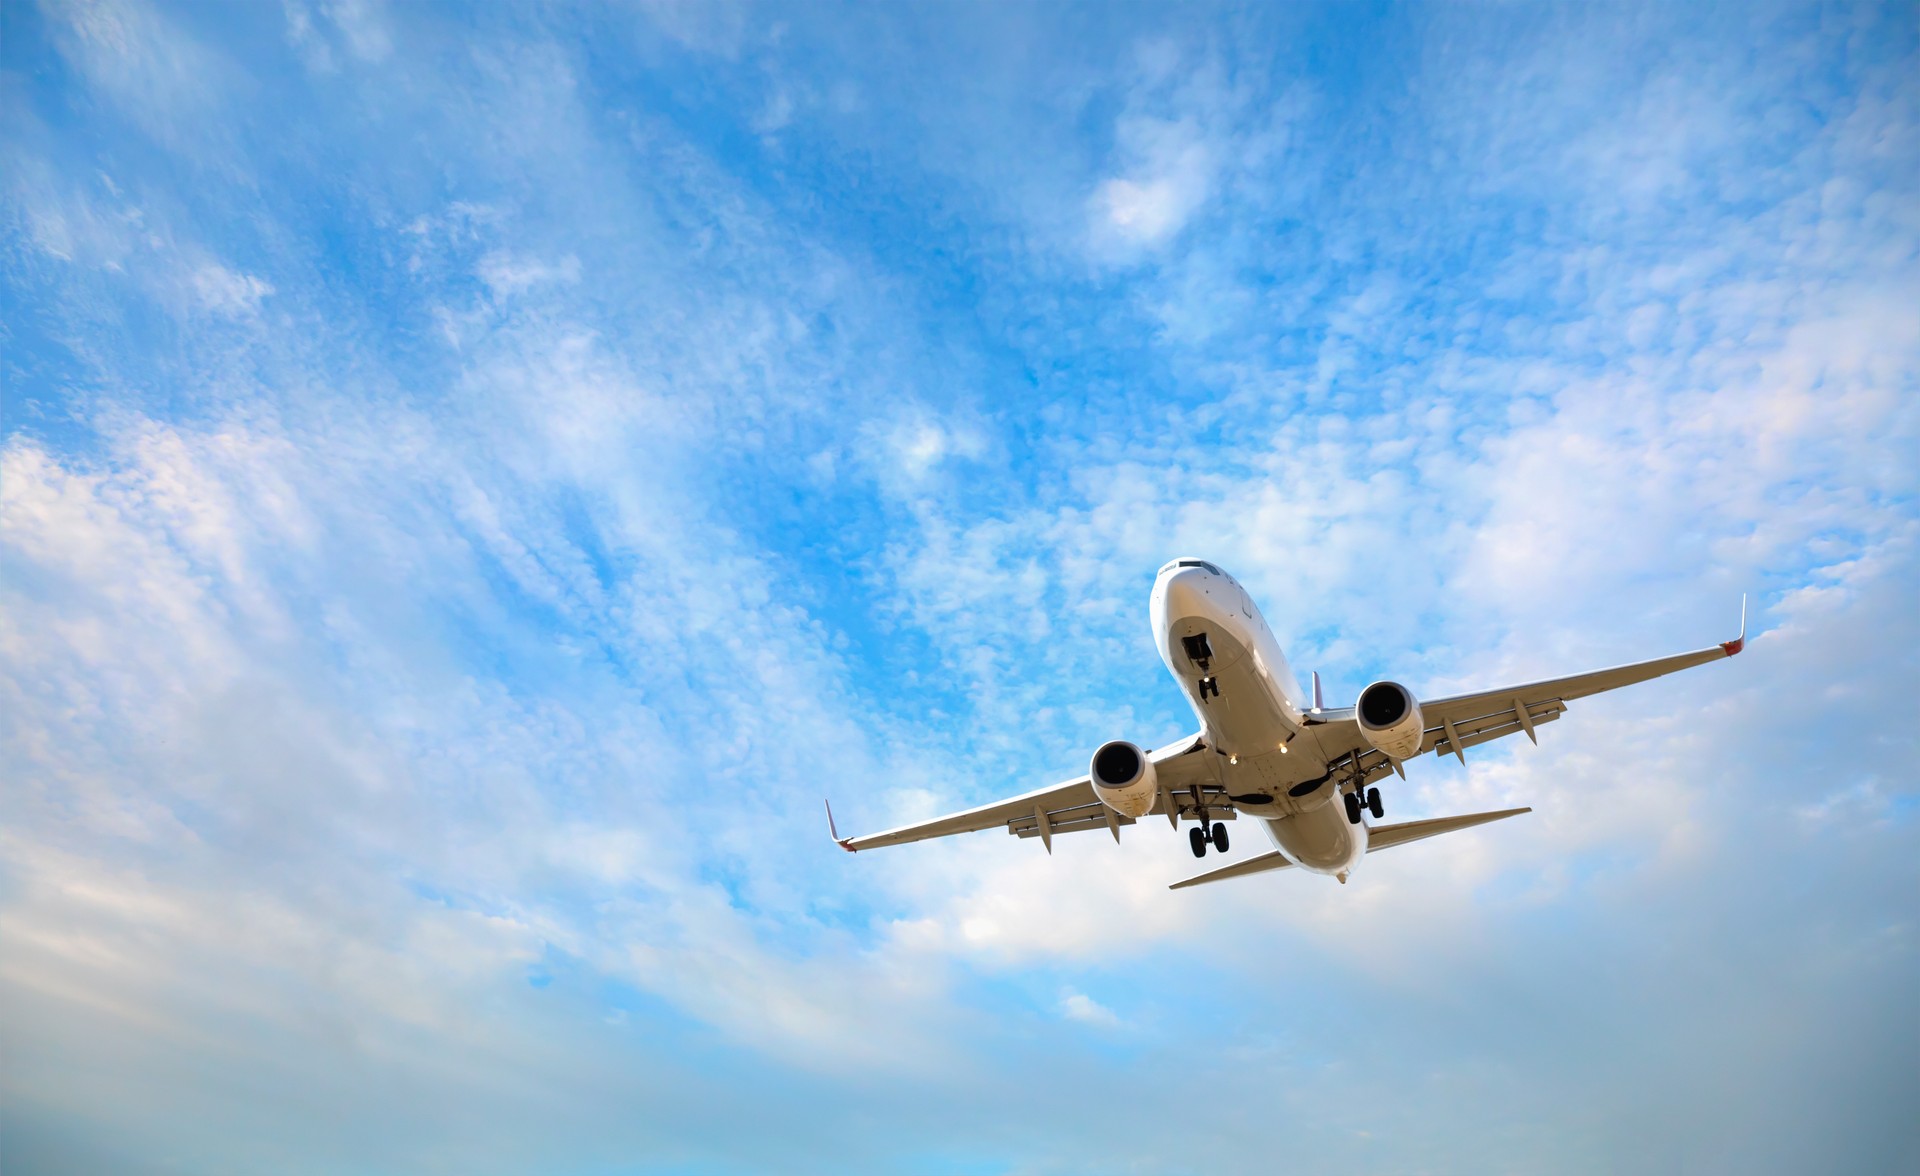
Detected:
left=1189, top=826, right=1208, bottom=857
left=1344, top=791, right=1362, bottom=824
left=1211, top=822, right=1229, bottom=853
left=1367, top=787, right=1383, bottom=820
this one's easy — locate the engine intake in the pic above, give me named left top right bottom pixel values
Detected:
left=1089, top=739, right=1159, bottom=819
left=1356, top=680, right=1424, bottom=761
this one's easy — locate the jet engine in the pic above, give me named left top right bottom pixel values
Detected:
left=1089, top=740, right=1159, bottom=819
left=1356, top=680, right=1424, bottom=761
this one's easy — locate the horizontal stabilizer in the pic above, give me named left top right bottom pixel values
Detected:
left=1168, top=849, right=1295, bottom=890
left=1168, top=806, right=1532, bottom=890
left=1365, top=805, right=1532, bottom=852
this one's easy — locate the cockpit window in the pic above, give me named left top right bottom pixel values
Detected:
left=1176, top=560, right=1223, bottom=575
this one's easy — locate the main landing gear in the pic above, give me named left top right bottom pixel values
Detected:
left=1188, top=821, right=1230, bottom=857
left=1344, top=787, right=1384, bottom=824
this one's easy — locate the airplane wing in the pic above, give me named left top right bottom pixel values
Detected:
left=829, top=734, right=1226, bottom=853
left=830, top=602, right=1744, bottom=855
left=1168, top=806, right=1533, bottom=889
left=1314, top=600, right=1747, bottom=791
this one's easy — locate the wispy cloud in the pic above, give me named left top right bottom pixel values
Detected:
left=189, top=261, right=274, bottom=315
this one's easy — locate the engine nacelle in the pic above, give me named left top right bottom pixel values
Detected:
left=1356, top=680, right=1424, bottom=761
left=1089, top=740, right=1159, bottom=819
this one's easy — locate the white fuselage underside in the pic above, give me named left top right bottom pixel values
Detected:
left=1150, top=562, right=1368, bottom=877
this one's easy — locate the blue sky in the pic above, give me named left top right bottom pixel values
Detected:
left=2, top=1, right=1916, bottom=1172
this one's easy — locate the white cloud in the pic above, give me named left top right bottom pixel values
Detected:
left=44, top=0, right=224, bottom=149
left=476, top=251, right=582, bottom=298
left=322, top=0, right=393, bottom=64
left=190, top=262, right=274, bottom=315
left=635, top=0, right=753, bottom=60
left=1092, top=121, right=1212, bottom=248
left=0, top=412, right=957, bottom=1073
left=282, top=1, right=334, bottom=72
left=1090, top=118, right=1213, bottom=253
left=752, top=88, right=796, bottom=135
left=852, top=414, right=990, bottom=496
left=892, top=418, right=984, bottom=476
left=1059, top=989, right=1118, bottom=1027
left=1081, top=46, right=1297, bottom=265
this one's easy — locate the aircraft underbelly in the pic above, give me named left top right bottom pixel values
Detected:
left=1220, top=750, right=1335, bottom=817
left=1265, top=801, right=1367, bottom=875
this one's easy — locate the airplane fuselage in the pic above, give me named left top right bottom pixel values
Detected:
left=1150, top=560, right=1369, bottom=878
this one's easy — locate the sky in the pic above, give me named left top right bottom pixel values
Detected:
left=2, top=1, right=1917, bottom=1172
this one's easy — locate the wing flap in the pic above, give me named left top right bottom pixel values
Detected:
left=1011, top=803, right=1134, bottom=839
left=1423, top=702, right=1565, bottom=759
left=1334, top=705, right=1566, bottom=790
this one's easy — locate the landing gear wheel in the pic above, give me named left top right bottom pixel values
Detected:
left=1211, top=822, right=1229, bottom=853
left=1189, top=826, right=1208, bottom=857
left=1344, top=791, right=1363, bottom=825
left=1366, top=787, right=1383, bottom=820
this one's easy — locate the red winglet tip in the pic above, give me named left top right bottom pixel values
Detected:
left=1721, top=594, right=1748, bottom=656
left=825, top=799, right=856, bottom=851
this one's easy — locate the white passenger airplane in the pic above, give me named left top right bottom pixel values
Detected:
left=828, top=559, right=1744, bottom=889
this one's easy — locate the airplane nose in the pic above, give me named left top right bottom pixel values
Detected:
left=1159, top=568, right=1213, bottom=620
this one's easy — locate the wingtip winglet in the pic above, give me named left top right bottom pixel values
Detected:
left=1720, top=593, right=1747, bottom=657
left=824, top=799, right=856, bottom=853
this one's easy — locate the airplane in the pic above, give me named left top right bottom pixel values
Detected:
left=826, top=559, right=1745, bottom=889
